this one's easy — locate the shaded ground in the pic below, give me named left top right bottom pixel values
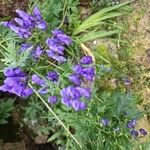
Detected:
left=0, top=0, right=29, bottom=18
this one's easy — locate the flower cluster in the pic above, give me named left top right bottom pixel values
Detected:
left=69, top=56, right=95, bottom=86
left=60, top=56, right=95, bottom=111
left=0, top=68, right=33, bottom=98
left=46, top=29, right=72, bottom=63
left=127, top=118, right=148, bottom=137
left=61, top=86, right=91, bottom=111
left=1, top=6, right=47, bottom=38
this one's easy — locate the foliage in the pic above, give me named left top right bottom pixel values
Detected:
left=73, top=1, right=133, bottom=42
left=0, top=99, right=14, bottom=124
left=0, top=0, right=148, bottom=149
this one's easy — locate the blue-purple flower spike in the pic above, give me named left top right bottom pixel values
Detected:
left=0, top=67, right=33, bottom=98
left=1, top=6, right=47, bottom=38
left=46, top=29, right=72, bottom=63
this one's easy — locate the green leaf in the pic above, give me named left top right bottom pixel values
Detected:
left=79, top=30, right=118, bottom=43
left=73, top=1, right=133, bottom=35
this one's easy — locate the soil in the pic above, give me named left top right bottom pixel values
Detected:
left=0, top=0, right=29, bottom=18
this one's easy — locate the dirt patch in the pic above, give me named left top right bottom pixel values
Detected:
left=0, top=0, right=29, bottom=18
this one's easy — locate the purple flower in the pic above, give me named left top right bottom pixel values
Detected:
left=139, top=128, right=147, bottom=136
left=14, top=17, right=24, bottom=26
left=4, top=68, right=25, bottom=77
left=22, top=88, right=33, bottom=97
left=36, top=21, right=47, bottom=30
left=60, top=86, right=92, bottom=111
left=31, top=74, right=45, bottom=85
left=0, top=68, right=32, bottom=98
left=11, top=85, right=24, bottom=97
left=52, top=29, right=63, bottom=36
left=1, top=21, right=10, bottom=27
left=131, top=130, right=139, bottom=137
left=46, top=50, right=66, bottom=63
left=52, top=29, right=72, bottom=46
left=0, top=84, right=12, bottom=92
left=4, top=77, right=20, bottom=87
left=1, top=7, right=47, bottom=39
left=72, top=65, right=84, bottom=75
left=38, top=87, right=48, bottom=95
left=82, top=67, right=95, bottom=82
left=77, top=87, right=91, bottom=100
left=48, top=96, right=58, bottom=104
left=61, top=97, right=71, bottom=107
left=80, top=56, right=93, bottom=65
left=127, top=119, right=136, bottom=129
left=61, top=86, right=81, bottom=100
left=101, top=118, right=110, bottom=126
left=46, top=38, right=65, bottom=55
left=20, top=43, right=32, bottom=52
left=4, top=68, right=16, bottom=77
left=33, top=6, right=42, bottom=19
left=46, top=29, right=72, bottom=63
left=46, top=71, right=59, bottom=82
left=71, top=100, right=87, bottom=111
left=32, top=46, right=43, bottom=58
left=69, top=74, right=82, bottom=85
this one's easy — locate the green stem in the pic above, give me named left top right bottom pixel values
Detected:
left=28, top=83, right=82, bottom=149
left=0, top=43, right=7, bottom=57
left=58, top=0, right=67, bottom=29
